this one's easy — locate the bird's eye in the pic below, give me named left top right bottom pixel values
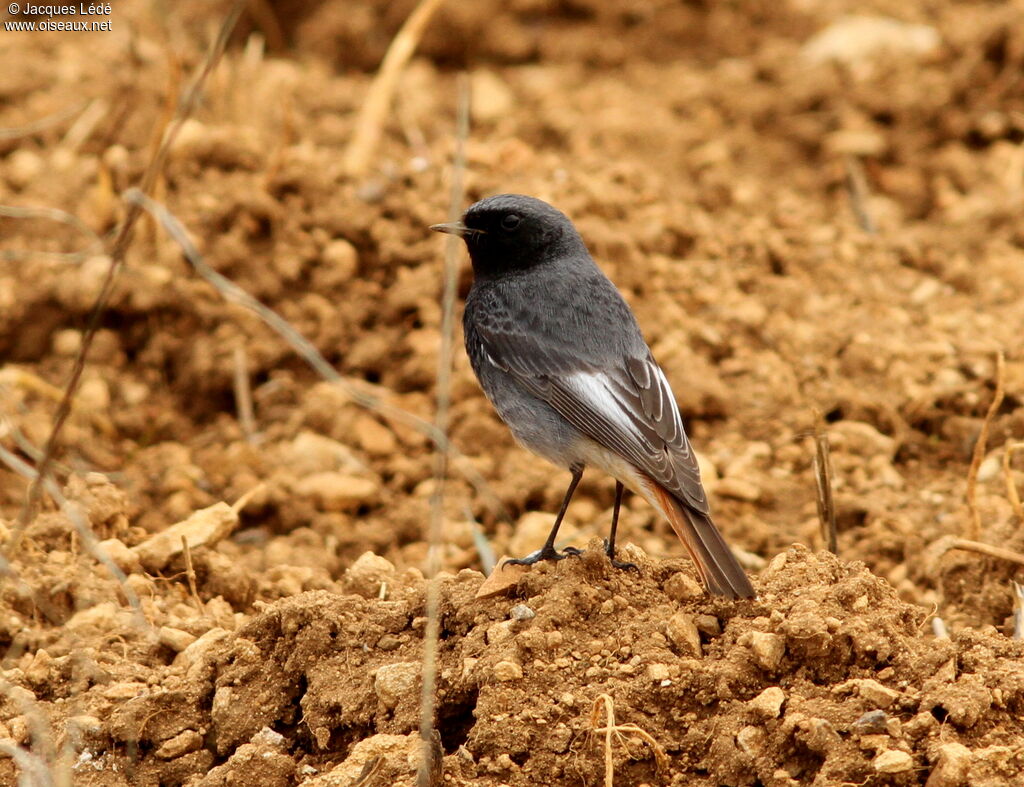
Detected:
left=500, top=214, right=521, bottom=231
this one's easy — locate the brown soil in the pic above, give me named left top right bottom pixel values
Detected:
left=2, top=1, right=1024, bottom=785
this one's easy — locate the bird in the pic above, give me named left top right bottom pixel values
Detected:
left=430, top=194, right=755, bottom=599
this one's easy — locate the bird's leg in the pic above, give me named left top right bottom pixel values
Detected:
left=506, top=466, right=583, bottom=566
left=605, top=481, right=638, bottom=572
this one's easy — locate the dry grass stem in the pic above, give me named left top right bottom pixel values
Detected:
left=965, top=351, right=1005, bottom=541
left=417, top=72, right=470, bottom=787
left=181, top=536, right=205, bottom=614
left=0, top=204, right=104, bottom=262
left=342, top=0, right=447, bottom=176
left=844, top=154, right=877, bottom=234
left=813, top=424, right=838, bottom=554
left=1003, top=442, right=1024, bottom=522
left=0, top=98, right=90, bottom=141
left=232, top=344, right=258, bottom=442
left=950, top=538, right=1024, bottom=567
left=1013, top=582, right=1024, bottom=640
left=589, top=693, right=669, bottom=786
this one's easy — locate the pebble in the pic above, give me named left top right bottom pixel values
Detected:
left=342, top=552, right=395, bottom=598
left=373, top=662, right=419, bottom=709
left=132, top=502, right=240, bottom=572
left=159, top=627, right=197, bottom=653
left=736, top=725, right=765, bottom=756
left=646, top=663, right=671, bottom=682
left=666, top=612, right=702, bottom=657
left=741, top=631, right=785, bottom=670
left=663, top=572, right=704, bottom=601
left=873, top=749, right=914, bottom=774
left=851, top=709, right=888, bottom=734
left=154, top=729, right=203, bottom=760
left=747, top=686, right=786, bottom=719
left=321, top=239, right=358, bottom=281
left=292, top=472, right=379, bottom=511
left=716, top=477, right=762, bottom=502
left=352, top=415, right=397, bottom=456
left=510, top=604, right=535, bottom=622
left=925, top=742, right=972, bottom=787
left=491, top=660, right=523, bottom=681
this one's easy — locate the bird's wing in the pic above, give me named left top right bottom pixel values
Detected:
left=473, top=314, right=710, bottom=514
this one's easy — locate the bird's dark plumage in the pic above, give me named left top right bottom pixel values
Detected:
left=432, top=194, right=754, bottom=599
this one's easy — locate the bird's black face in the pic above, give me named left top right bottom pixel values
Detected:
left=430, top=194, right=584, bottom=278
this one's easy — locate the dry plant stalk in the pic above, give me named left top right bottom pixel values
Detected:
left=233, top=344, right=258, bottom=442
left=965, top=351, right=1005, bottom=541
left=844, top=154, right=877, bottom=234
left=1013, top=582, right=1024, bottom=641
left=812, top=424, right=838, bottom=554
left=950, top=538, right=1024, bottom=567
left=342, top=0, right=447, bottom=176
left=12, top=0, right=248, bottom=545
left=180, top=536, right=205, bottom=614
left=1003, top=442, right=1024, bottom=522
left=588, top=694, right=669, bottom=787
left=417, top=72, right=471, bottom=787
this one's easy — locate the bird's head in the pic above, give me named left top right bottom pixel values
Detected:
left=430, top=194, right=585, bottom=277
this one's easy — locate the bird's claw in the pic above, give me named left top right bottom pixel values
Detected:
left=505, top=545, right=581, bottom=566
left=604, top=540, right=639, bottom=573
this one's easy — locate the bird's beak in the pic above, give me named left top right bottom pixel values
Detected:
left=429, top=221, right=481, bottom=238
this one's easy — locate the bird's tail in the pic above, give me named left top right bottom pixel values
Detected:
left=647, top=481, right=756, bottom=599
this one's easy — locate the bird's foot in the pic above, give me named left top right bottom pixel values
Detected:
left=604, top=540, right=639, bottom=573
left=505, top=544, right=582, bottom=566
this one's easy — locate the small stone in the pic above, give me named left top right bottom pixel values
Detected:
left=301, top=733, right=417, bottom=786
left=694, top=614, right=721, bottom=637
left=292, top=472, right=379, bottom=511
left=352, top=415, right=397, bottom=456
left=802, top=16, right=940, bottom=66
left=7, top=150, right=44, bottom=188
left=837, top=678, right=901, bottom=709
left=486, top=620, right=516, bottom=645
left=154, top=729, right=202, bottom=760
left=873, top=749, right=914, bottom=774
left=716, top=477, right=761, bottom=502
left=736, top=725, right=765, bottom=756
left=374, top=662, right=420, bottom=709
left=53, top=329, right=83, bottom=356
left=343, top=552, right=395, bottom=598
left=925, top=742, right=973, bottom=787
left=748, top=686, right=786, bottom=719
left=492, top=660, right=523, bottom=681
left=95, top=538, right=141, bottom=574
left=646, top=663, right=671, bottom=682
left=742, top=631, right=785, bottom=670
left=65, top=714, right=103, bottom=740
left=476, top=561, right=529, bottom=599
left=470, top=69, right=514, bottom=123
left=510, top=604, right=535, bottom=622
left=250, top=727, right=287, bottom=747
left=159, top=626, right=197, bottom=652
left=286, top=431, right=365, bottom=475
left=851, top=710, right=888, bottom=735
left=322, top=239, right=358, bottom=281
left=664, top=572, right=704, bottom=601
left=828, top=420, right=897, bottom=458
left=666, top=612, right=702, bottom=656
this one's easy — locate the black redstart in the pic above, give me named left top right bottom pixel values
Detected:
left=431, top=194, right=755, bottom=599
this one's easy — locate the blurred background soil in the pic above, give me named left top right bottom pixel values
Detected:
left=1, top=0, right=1024, bottom=785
